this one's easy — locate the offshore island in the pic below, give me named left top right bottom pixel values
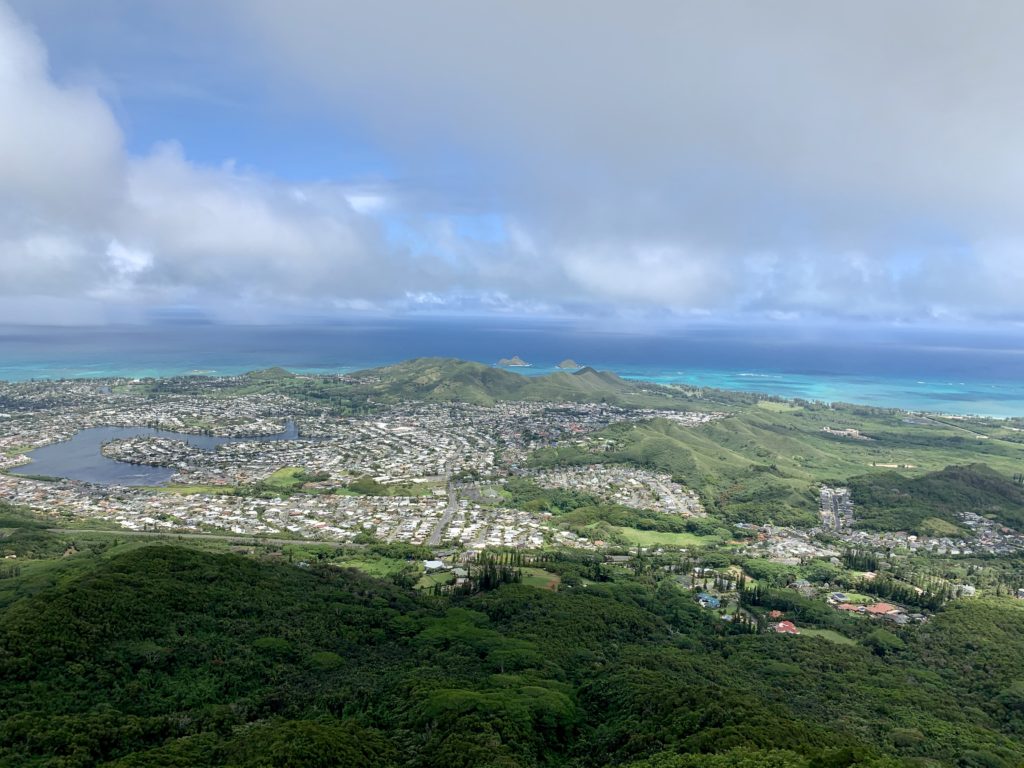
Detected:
left=497, top=355, right=532, bottom=367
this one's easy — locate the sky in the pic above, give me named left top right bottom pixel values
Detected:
left=3, top=1, right=1024, bottom=328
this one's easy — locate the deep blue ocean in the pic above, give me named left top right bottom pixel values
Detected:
left=3, top=321, right=1024, bottom=417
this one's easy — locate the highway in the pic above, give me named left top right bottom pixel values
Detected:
left=47, top=528, right=359, bottom=549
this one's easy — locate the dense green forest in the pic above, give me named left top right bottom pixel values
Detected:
left=3, top=530, right=1024, bottom=766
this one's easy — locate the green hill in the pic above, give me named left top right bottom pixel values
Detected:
left=349, top=357, right=697, bottom=408
left=850, top=463, right=1024, bottom=534
left=168, top=356, right=763, bottom=413
left=0, top=503, right=65, bottom=561
left=244, top=366, right=297, bottom=381
left=3, top=544, right=1024, bottom=766
left=530, top=406, right=1024, bottom=527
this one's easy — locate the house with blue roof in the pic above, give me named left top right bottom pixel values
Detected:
left=696, top=592, right=721, bottom=609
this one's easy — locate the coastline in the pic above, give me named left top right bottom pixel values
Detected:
left=2, top=358, right=1024, bottom=419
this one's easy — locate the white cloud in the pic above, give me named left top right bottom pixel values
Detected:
left=561, top=244, right=733, bottom=308
left=219, top=0, right=1024, bottom=320
left=106, top=240, right=152, bottom=276
left=345, top=191, right=389, bottom=215
left=0, top=2, right=123, bottom=226
left=6, top=1, right=1024, bottom=323
left=0, top=2, right=450, bottom=321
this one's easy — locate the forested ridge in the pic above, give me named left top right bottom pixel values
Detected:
left=3, top=544, right=1024, bottom=767
left=849, top=464, right=1024, bottom=533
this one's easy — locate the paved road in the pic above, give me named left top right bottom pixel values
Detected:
left=653, top=480, right=678, bottom=513
left=427, top=473, right=459, bottom=546
left=47, top=528, right=359, bottom=549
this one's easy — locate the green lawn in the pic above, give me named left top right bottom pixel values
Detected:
left=346, top=476, right=442, bottom=497
left=756, top=400, right=799, bottom=413
left=919, top=516, right=963, bottom=536
left=265, top=466, right=308, bottom=490
left=838, top=592, right=875, bottom=604
left=614, top=526, right=721, bottom=548
left=416, top=571, right=454, bottom=590
left=798, top=627, right=857, bottom=646
left=520, top=567, right=561, bottom=590
left=333, top=556, right=412, bottom=579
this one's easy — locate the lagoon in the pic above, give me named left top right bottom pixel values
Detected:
left=10, top=420, right=299, bottom=486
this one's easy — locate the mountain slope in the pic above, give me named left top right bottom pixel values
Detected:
left=3, top=545, right=1024, bottom=766
left=529, top=408, right=1024, bottom=527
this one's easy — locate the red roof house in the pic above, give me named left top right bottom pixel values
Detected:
left=773, top=620, right=800, bottom=635
left=866, top=602, right=897, bottom=615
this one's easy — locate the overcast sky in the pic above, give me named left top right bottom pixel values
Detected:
left=3, top=1, right=1024, bottom=327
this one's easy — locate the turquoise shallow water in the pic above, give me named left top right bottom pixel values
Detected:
left=516, top=365, right=1024, bottom=418
left=3, top=322, right=1024, bottom=418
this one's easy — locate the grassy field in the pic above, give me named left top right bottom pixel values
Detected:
left=152, top=468, right=361, bottom=498
left=837, top=592, right=874, bottom=603
left=416, top=571, right=453, bottom=590
left=756, top=401, right=800, bottom=413
left=614, top=526, right=721, bottom=548
left=334, top=555, right=414, bottom=579
left=798, top=627, right=858, bottom=646
left=520, top=566, right=561, bottom=590
left=919, top=516, right=963, bottom=536
left=264, top=466, right=308, bottom=490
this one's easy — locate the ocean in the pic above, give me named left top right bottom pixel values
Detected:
left=3, top=321, right=1024, bottom=418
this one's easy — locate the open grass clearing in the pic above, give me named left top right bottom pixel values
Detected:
left=615, top=526, right=721, bottom=548
left=264, top=466, right=307, bottom=490
left=520, top=566, right=561, bottom=591
left=756, top=401, right=799, bottom=413
left=798, top=627, right=857, bottom=646
left=333, top=556, right=412, bottom=579
left=837, top=591, right=874, bottom=604
left=919, top=516, right=963, bottom=536
left=416, top=571, right=453, bottom=590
